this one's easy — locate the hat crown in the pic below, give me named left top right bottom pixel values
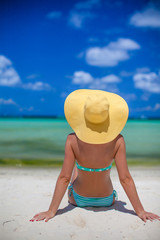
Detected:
left=84, top=94, right=109, bottom=124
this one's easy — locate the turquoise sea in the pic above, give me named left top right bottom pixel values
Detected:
left=0, top=118, right=160, bottom=166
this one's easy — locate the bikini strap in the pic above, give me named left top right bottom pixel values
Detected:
left=113, top=189, right=118, bottom=201
left=76, top=161, right=112, bottom=172
left=68, top=182, right=73, bottom=197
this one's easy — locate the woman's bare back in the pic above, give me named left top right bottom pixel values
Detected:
left=69, top=133, right=121, bottom=197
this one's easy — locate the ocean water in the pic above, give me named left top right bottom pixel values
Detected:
left=0, top=118, right=160, bottom=164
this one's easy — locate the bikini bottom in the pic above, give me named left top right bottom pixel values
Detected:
left=68, top=182, right=118, bottom=208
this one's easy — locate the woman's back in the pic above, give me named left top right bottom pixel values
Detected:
left=69, top=133, right=121, bottom=197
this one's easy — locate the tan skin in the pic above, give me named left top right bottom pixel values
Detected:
left=67, top=133, right=116, bottom=205
left=30, top=133, right=160, bottom=223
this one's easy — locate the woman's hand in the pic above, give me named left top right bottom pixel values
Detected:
left=137, top=210, right=160, bottom=223
left=30, top=210, right=56, bottom=222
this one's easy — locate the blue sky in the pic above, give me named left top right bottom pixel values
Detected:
left=0, top=0, right=160, bottom=118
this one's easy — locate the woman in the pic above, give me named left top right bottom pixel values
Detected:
left=30, top=89, right=160, bottom=223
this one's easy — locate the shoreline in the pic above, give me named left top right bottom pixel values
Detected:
left=0, top=157, right=160, bottom=168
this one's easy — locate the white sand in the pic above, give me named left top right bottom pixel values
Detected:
left=0, top=166, right=160, bottom=240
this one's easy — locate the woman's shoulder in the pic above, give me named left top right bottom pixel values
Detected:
left=66, top=132, right=76, bottom=143
left=116, top=133, right=124, bottom=141
left=66, top=133, right=125, bottom=147
left=114, top=134, right=125, bottom=149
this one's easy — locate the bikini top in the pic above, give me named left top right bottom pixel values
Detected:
left=75, top=161, right=112, bottom=172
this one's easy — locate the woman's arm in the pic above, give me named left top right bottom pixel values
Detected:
left=30, top=134, right=75, bottom=222
left=114, top=135, right=160, bottom=223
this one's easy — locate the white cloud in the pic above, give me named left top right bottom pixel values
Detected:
left=101, top=74, right=121, bottom=83
left=72, top=71, right=121, bottom=85
left=86, top=47, right=128, bottom=67
left=89, top=80, right=119, bottom=92
left=120, top=67, right=150, bottom=77
left=60, top=92, right=68, bottom=98
left=1, top=67, right=21, bottom=86
left=68, top=11, right=94, bottom=28
left=133, top=71, right=160, bottom=93
left=88, top=37, right=99, bottom=42
left=27, top=106, right=34, bottom=111
left=120, top=71, right=133, bottom=77
left=77, top=51, right=85, bottom=58
left=85, top=38, right=140, bottom=67
left=22, top=82, right=51, bottom=91
left=46, top=11, right=62, bottom=19
left=108, top=38, right=140, bottom=50
left=0, top=98, right=17, bottom=105
left=68, top=12, right=84, bottom=28
left=141, top=92, right=151, bottom=101
left=0, top=55, right=21, bottom=86
left=72, top=71, right=93, bottom=84
left=88, top=79, right=108, bottom=90
left=68, top=0, right=98, bottom=29
left=154, top=103, right=160, bottom=110
left=19, top=106, right=34, bottom=112
left=0, top=97, right=36, bottom=113
left=71, top=71, right=121, bottom=91
left=26, top=74, right=39, bottom=79
left=121, top=93, right=137, bottom=101
left=136, top=67, right=150, bottom=73
left=135, top=103, right=160, bottom=112
left=0, top=55, right=12, bottom=68
left=129, top=7, right=160, bottom=28
left=75, top=0, right=100, bottom=9
left=0, top=55, right=52, bottom=91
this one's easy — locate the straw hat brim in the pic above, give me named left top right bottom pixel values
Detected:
left=64, top=89, right=129, bottom=144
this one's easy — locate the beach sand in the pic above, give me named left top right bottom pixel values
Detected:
left=0, top=166, right=160, bottom=240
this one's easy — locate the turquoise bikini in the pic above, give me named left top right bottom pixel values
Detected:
left=76, top=161, right=112, bottom=172
left=68, top=161, right=118, bottom=207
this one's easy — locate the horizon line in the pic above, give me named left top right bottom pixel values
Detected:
left=0, top=115, right=160, bottom=120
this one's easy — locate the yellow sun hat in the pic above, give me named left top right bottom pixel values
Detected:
left=64, top=89, right=129, bottom=144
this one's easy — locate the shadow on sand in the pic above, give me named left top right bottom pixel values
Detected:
left=56, top=200, right=136, bottom=217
